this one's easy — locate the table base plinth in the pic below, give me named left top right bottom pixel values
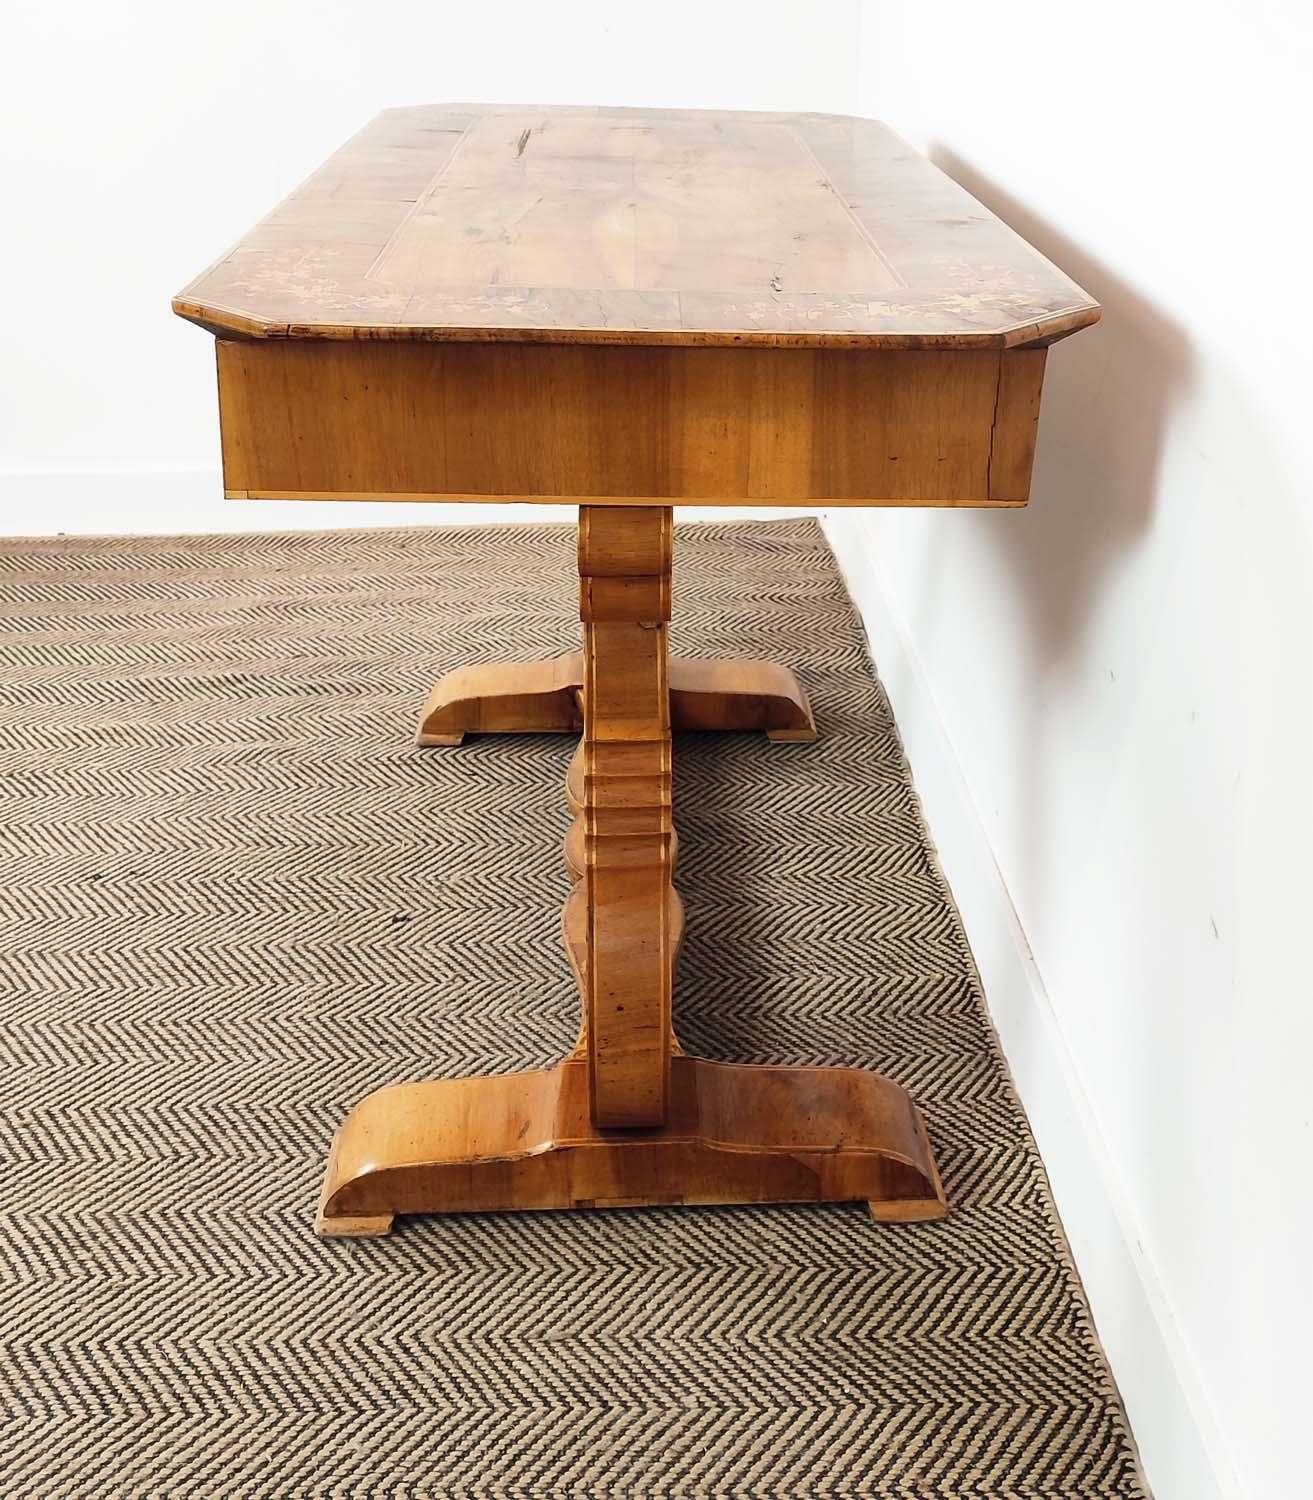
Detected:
left=316, top=1054, right=945, bottom=1236
left=417, top=653, right=817, bottom=745
left=317, top=505, right=945, bottom=1237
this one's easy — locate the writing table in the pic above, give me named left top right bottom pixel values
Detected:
left=175, top=104, right=1099, bottom=1235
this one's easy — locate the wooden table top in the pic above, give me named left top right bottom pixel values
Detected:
left=175, top=104, right=1098, bottom=351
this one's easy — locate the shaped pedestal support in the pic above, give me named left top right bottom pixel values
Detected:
left=318, top=507, right=945, bottom=1235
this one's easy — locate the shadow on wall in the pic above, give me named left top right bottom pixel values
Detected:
left=928, top=147, right=1194, bottom=663
left=902, top=150, right=1197, bottom=950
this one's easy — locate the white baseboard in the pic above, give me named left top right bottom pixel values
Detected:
left=0, top=468, right=582, bottom=537
left=821, top=511, right=1239, bottom=1500
left=0, top=468, right=819, bottom=538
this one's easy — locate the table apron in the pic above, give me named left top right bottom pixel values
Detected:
left=214, top=341, right=1045, bottom=507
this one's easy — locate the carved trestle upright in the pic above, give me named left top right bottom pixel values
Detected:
left=316, top=506, right=945, bottom=1234
left=570, top=507, right=679, bottom=1125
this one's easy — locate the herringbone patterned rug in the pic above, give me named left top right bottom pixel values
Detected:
left=0, top=518, right=1144, bottom=1498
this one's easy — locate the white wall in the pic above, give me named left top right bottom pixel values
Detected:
left=0, top=0, right=858, bottom=534
left=5, top=5, right=1300, bottom=1495
left=833, top=3, right=1313, bottom=1498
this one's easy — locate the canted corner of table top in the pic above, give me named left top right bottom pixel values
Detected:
left=177, top=103, right=1097, bottom=512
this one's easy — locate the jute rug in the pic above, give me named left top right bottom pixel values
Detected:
left=0, top=518, right=1145, bottom=1498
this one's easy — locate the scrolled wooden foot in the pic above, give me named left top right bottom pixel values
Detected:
left=669, top=657, right=817, bottom=741
left=315, top=1137, right=395, bottom=1236
left=315, top=1055, right=946, bottom=1231
left=416, top=654, right=815, bottom=745
left=416, top=654, right=583, bottom=746
left=316, top=1209, right=394, bottom=1237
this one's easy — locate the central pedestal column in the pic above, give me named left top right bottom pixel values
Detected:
left=575, top=506, right=677, bottom=1127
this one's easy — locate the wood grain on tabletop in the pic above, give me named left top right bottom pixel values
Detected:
left=175, top=103, right=1099, bottom=350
